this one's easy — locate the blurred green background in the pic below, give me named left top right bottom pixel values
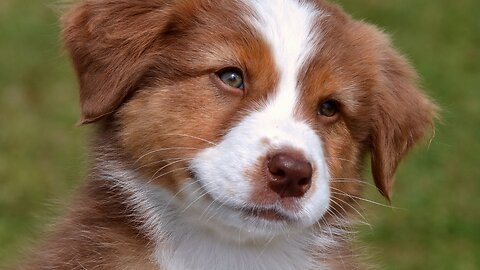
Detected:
left=0, top=0, right=479, bottom=269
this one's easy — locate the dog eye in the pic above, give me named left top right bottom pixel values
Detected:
left=217, top=68, right=244, bottom=90
left=318, top=100, right=338, bottom=117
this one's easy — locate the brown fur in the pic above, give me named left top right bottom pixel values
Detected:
left=19, top=142, right=158, bottom=269
left=18, top=0, right=435, bottom=269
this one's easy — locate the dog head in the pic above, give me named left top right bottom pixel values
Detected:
left=63, top=0, right=435, bottom=241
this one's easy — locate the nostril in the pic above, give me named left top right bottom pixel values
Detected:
left=298, top=177, right=310, bottom=186
left=269, top=165, right=286, bottom=178
left=275, top=170, right=286, bottom=178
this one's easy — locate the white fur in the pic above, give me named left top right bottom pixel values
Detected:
left=102, top=1, right=338, bottom=269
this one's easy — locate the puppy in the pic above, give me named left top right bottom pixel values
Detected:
left=19, top=0, right=435, bottom=269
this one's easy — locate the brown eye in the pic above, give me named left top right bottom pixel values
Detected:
left=318, top=100, right=338, bottom=117
left=217, top=68, right=244, bottom=90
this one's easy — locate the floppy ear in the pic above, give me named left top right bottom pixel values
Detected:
left=370, top=37, right=436, bottom=200
left=61, top=1, right=170, bottom=124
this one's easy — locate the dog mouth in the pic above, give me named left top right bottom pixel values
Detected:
left=220, top=203, right=297, bottom=223
left=239, top=207, right=293, bottom=222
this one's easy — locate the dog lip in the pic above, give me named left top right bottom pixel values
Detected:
left=240, top=207, right=293, bottom=222
left=225, top=204, right=297, bottom=222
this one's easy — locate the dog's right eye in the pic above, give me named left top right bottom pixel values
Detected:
left=318, top=100, right=338, bottom=117
left=217, top=68, right=245, bottom=90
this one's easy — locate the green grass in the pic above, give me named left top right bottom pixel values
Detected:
left=1, top=0, right=479, bottom=269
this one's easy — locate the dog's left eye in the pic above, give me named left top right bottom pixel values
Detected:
left=217, top=68, right=245, bottom=90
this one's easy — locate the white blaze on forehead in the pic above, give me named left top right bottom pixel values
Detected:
left=246, top=0, right=321, bottom=112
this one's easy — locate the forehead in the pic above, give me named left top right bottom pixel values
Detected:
left=169, top=0, right=324, bottom=68
left=166, top=0, right=369, bottom=101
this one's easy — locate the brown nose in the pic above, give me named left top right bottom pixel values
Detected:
left=267, top=153, right=313, bottom=198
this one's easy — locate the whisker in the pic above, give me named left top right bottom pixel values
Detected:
left=328, top=199, right=353, bottom=222
left=151, top=159, right=194, bottom=180
left=164, top=133, right=217, bottom=146
left=330, top=178, right=378, bottom=189
left=199, top=195, right=220, bottom=219
left=330, top=191, right=401, bottom=210
left=181, top=185, right=217, bottom=213
left=156, top=180, right=201, bottom=220
left=205, top=195, right=231, bottom=223
left=329, top=194, right=372, bottom=229
left=324, top=207, right=349, bottom=233
left=257, top=234, right=276, bottom=261
left=148, top=167, right=190, bottom=184
left=324, top=157, right=357, bottom=165
left=318, top=216, right=335, bottom=240
left=133, top=157, right=193, bottom=173
left=134, top=147, right=199, bottom=164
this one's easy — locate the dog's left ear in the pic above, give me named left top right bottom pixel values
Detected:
left=370, top=32, right=436, bottom=200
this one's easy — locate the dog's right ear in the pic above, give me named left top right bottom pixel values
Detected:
left=61, top=1, right=171, bottom=124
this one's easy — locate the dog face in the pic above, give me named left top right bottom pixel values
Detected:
left=63, top=0, right=435, bottom=242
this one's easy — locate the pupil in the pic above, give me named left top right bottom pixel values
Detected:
left=228, top=73, right=238, bottom=83
left=218, top=69, right=244, bottom=90
left=321, top=101, right=336, bottom=116
left=223, top=71, right=242, bottom=88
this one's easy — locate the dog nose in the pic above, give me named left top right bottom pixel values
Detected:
left=267, top=153, right=313, bottom=198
